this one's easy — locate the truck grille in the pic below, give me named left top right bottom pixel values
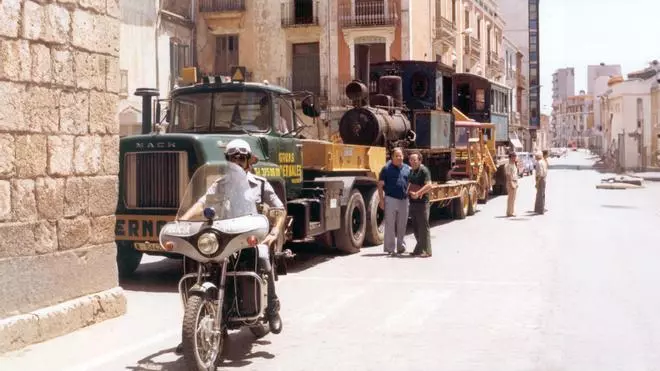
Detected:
left=123, top=151, right=189, bottom=209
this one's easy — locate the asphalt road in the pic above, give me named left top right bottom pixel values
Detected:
left=2, top=150, right=660, bottom=371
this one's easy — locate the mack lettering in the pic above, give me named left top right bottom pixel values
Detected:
left=135, top=141, right=177, bottom=150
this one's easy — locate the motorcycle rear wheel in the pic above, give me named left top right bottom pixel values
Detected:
left=182, top=295, right=224, bottom=371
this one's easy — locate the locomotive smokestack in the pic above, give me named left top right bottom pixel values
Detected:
left=135, top=88, right=160, bottom=134
left=354, top=44, right=371, bottom=104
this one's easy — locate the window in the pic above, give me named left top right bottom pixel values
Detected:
left=464, top=10, right=469, bottom=28
left=452, top=0, right=457, bottom=23
left=477, top=18, right=481, bottom=39
left=170, top=91, right=270, bottom=133
left=275, top=96, right=299, bottom=134
left=476, top=88, right=485, bottom=110
left=529, top=3, right=537, bottom=13
left=170, top=39, right=190, bottom=89
left=529, top=52, right=537, bottom=61
left=529, top=19, right=537, bottom=29
left=215, top=35, right=239, bottom=75
left=162, top=0, right=192, bottom=19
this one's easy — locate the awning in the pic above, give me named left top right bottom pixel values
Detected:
left=510, top=138, right=523, bottom=149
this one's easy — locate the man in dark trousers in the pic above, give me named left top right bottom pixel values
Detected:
left=407, top=151, right=433, bottom=258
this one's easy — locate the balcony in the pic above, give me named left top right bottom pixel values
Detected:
left=435, top=16, right=456, bottom=48
left=199, top=0, right=244, bottom=12
left=339, top=1, right=398, bottom=28
left=199, top=0, right=245, bottom=30
left=464, top=35, right=481, bottom=61
left=281, top=0, right=320, bottom=28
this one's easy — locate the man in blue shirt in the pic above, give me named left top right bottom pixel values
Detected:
left=377, top=147, right=411, bottom=255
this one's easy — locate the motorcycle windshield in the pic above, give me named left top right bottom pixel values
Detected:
left=176, top=162, right=259, bottom=222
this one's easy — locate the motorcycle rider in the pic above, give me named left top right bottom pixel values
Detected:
left=175, top=138, right=286, bottom=354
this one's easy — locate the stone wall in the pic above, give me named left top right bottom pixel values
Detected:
left=0, top=0, right=126, bottom=352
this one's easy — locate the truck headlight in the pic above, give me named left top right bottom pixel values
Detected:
left=197, top=233, right=219, bottom=255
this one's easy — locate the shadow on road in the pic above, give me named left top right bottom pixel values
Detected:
left=124, top=328, right=276, bottom=370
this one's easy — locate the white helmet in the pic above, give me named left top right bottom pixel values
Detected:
left=225, top=139, right=252, bottom=158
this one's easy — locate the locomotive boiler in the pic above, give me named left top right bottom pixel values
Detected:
left=337, top=60, right=457, bottom=181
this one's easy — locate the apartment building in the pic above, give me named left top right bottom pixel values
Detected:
left=551, top=67, right=575, bottom=105
left=588, top=63, right=621, bottom=95
left=118, top=0, right=194, bottom=136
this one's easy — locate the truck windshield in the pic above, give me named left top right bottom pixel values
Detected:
left=169, top=91, right=270, bottom=133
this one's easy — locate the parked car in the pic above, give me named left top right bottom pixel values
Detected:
left=516, top=152, right=535, bottom=176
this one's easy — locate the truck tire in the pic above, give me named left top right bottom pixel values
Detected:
left=116, top=241, right=143, bottom=278
left=452, top=189, right=469, bottom=220
left=332, top=189, right=366, bottom=254
left=468, top=186, right=478, bottom=216
left=364, top=188, right=384, bottom=246
left=478, top=173, right=490, bottom=204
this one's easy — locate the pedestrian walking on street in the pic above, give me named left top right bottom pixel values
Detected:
left=505, top=152, right=519, bottom=217
left=534, top=151, right=548, bottom=214
left=407, top=151, right=433, bottom=258
left=542, top=150, right=549, bottom=212
left=377, top=147, right=411, bottom=256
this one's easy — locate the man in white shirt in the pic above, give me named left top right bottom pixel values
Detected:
left=505, top=152, right=519, bottom=217
left=534, top=151, right=548, bottom=214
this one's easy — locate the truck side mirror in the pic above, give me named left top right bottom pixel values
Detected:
left=301, top=96, right=321, bottom=118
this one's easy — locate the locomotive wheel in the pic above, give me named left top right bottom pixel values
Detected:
left=332, top=189, right=366, bottom=254
left=468, top=186, right=478, bottom=216
left=364, top=188, right=385, bottom=246
left=452, top=189, right=468, bottom=220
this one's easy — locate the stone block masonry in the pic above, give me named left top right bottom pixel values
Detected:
left=0, top=0, right=126, bottom=353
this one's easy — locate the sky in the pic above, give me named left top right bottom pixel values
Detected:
left=539, top=0, right=660, bottom=114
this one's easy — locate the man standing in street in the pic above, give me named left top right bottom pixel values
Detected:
left=378, top=147, right=411, bottom=256
left=408, top=151, right=433, bottom=258
left=505, top=152, right=519, bottom=217
left=534, top=151, right=548, bottom=214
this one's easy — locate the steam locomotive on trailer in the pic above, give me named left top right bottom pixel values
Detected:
left=114, top=61, right=486, bottom=278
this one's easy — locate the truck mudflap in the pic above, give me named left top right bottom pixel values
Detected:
left=115, top=214, right=175, bottom=252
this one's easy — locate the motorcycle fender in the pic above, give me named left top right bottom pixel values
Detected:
left=188, top=281, right=219, bottom=300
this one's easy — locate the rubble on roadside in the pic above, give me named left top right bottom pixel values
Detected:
left=597, top=175, right=644, bottom=189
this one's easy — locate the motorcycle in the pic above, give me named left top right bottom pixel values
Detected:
left=159, top=163, right=283, bottom=370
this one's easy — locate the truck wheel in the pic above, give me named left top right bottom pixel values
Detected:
left=116, top=241, right=143, bottom=278
left=452, top=189, right=468, bottom=220
left=478, top=174, right=490, bottom=204
left=332, top=189, right=366, bottom=254
left=468, top=186, right=478, bottom=216
left=364, top=188, right=384, bottom=246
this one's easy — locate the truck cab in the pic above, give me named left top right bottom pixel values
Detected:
left=115, top=70, right=321, bottom=277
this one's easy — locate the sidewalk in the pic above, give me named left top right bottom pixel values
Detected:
left=626, top=172, right=660, bottom=182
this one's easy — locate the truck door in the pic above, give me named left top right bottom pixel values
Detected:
left=274, top=96, right=303, bottom=200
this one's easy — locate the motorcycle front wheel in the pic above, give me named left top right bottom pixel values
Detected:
left=182, top=295, right=224, bottom=371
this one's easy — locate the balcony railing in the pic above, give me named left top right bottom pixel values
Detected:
left=488, top=51, right=499, bottom=65
left=435, top=16, right=456, bottom=42
left=470, top=36, right=481, bottom=53
left=281, top=0, right=320, bottom=27
left=199, top=0, right=245, bottom=13
left=339, top=1, right=398, bottom=28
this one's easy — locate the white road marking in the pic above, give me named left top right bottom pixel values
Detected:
left=378, top=289, right=454, bottom=332
left=66, top=328, right=179, bottom=371
left=298, top=286, right=370, bottom=324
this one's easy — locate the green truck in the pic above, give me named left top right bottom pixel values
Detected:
left=115, top=69, right=388, bottom=277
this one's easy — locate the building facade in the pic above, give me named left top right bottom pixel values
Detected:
left=652, top=83, right=660, bottom=167
left=118, top=0, right=195, bottom=136
left=601, top=75, right=653, bottom=170
left=551, top=67, right=575, bottom=105
left=587, top=63, right=621, bottom=95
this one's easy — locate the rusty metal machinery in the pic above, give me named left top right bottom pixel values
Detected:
left=338, top=106, right=413, bottom=147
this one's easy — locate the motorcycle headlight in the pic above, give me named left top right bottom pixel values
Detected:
left=197, top=233, right=219, bottom=255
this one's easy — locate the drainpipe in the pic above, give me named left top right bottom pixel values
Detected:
left=191, top=0, right=197, bottom=68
